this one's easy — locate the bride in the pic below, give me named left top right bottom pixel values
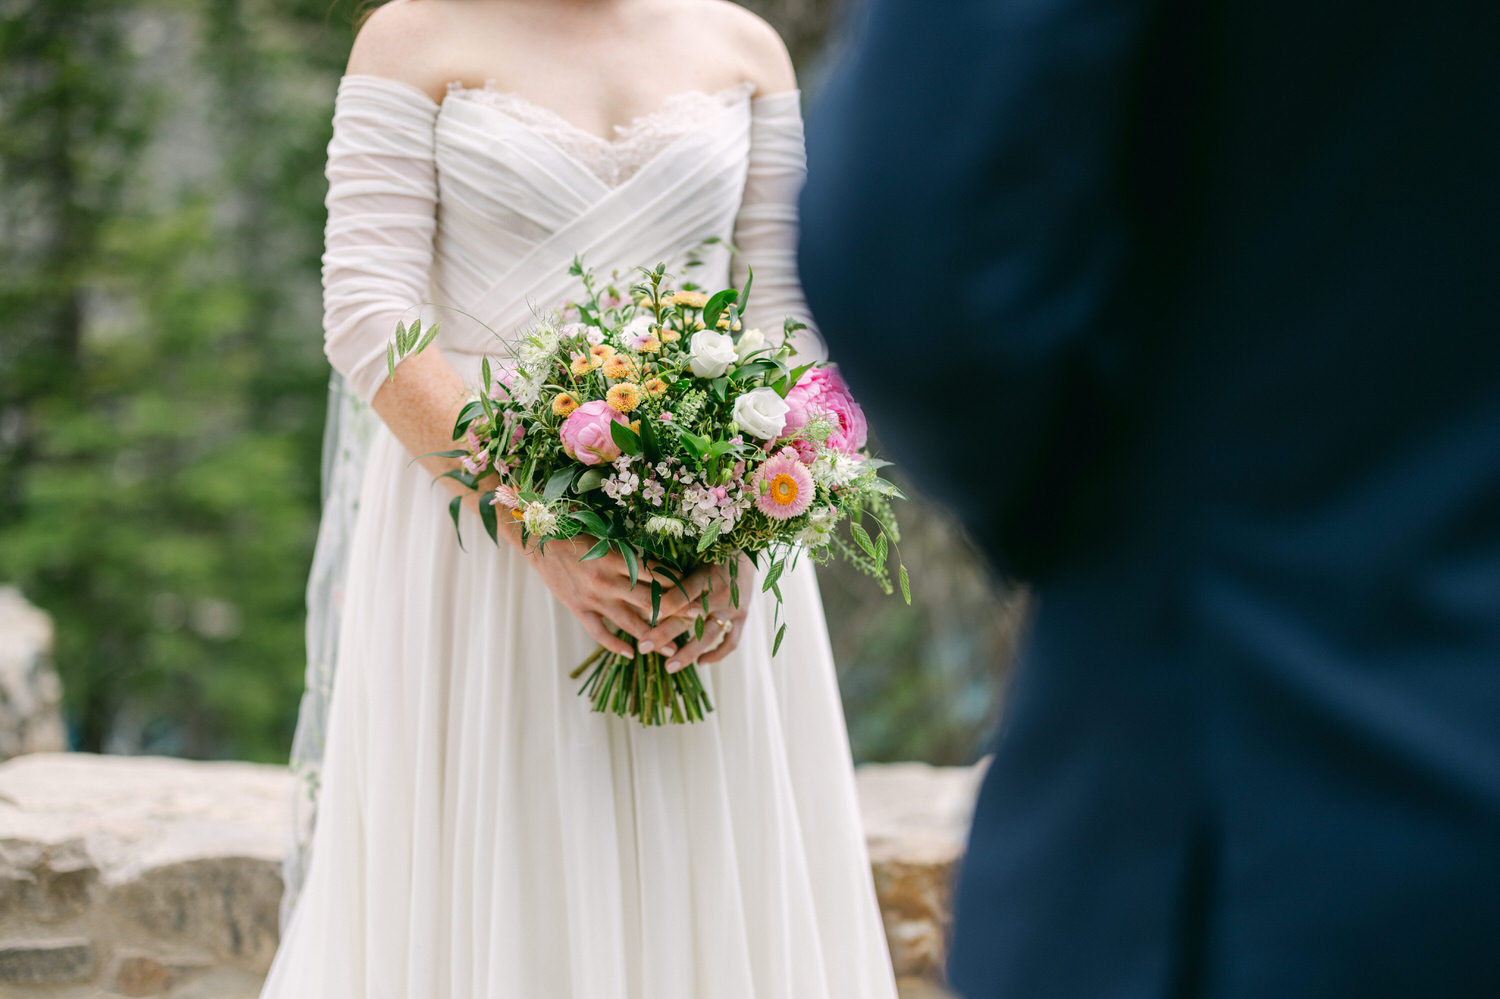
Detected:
left=259, top=0, right=898, bottom=995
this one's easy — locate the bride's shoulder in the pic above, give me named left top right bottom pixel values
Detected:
left=344, top=0, right=457, bottom=104
left=688, top=0, right=797, bottom=96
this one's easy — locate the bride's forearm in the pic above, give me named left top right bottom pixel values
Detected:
left=368, top=348, right=524, bottom=551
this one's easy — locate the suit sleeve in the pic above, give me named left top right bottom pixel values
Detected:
left=321, top=75, right=441, bottom=406
left=797, top=0, right=1160, bottom=575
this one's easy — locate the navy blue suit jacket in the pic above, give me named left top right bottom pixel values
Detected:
left=797, top=0, right=1500, bottom=995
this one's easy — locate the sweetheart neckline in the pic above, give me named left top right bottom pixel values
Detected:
left=441, top=79, right=756, bottom=148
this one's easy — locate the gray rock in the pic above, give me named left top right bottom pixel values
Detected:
left=0, top=587, right=67, bottom=762
left=0, top=751, right=985, bottom=995
left=858, top=760, right=988, bottom=984
left=0, top=937, right=95, bottom=984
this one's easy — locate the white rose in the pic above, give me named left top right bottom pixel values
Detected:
left=731, top=386, right=790, bottom=440
left=688, top=330, right=736, bottom=378
left=735, top=327, right=767, bottom=360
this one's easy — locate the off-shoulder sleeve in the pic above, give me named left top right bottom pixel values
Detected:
left=321, top=75, right=441, bottom=406
left=731, top=90, right=827, bottom=362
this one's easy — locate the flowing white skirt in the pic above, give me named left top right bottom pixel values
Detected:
left=258, top=422, right=898, bottom=998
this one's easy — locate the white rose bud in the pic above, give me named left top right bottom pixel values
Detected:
left=731, top=386, right=790, bottom=440
left=735, top=327, right=767, bottom=360
left=688, top=330, right=737, bottom=378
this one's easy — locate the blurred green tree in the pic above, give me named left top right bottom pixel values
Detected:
left=0, top=0, right=1019, bottom=766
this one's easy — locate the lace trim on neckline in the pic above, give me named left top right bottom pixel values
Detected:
left=442, top=81, right=753, bottom=188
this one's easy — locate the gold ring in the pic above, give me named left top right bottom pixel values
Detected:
left=712, top=616, right=732, bottom=632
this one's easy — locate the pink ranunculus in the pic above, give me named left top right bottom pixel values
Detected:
left=781, top=366, right=868, bottom=455
left=559, top=400, right=627, bottom=465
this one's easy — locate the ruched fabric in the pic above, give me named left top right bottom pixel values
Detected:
left=264, top=74, right=896, bottom=999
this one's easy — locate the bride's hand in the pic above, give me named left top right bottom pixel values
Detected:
left=517, top=531, right=662, bottom=658
left=639, top=554, right=755, bottom=673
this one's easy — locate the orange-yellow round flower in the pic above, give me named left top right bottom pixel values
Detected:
left=552, top=392, right=579, bottom=417
left=589, top=343, right=616, bottom=364
left=669, top=290, right=708, bottom=309
left=602, top=353, right=638, bottom=380
left=606, top=382, right=643, bottom=413
left=659, top=329, right=682, bottom=343
left=645, top=376, right=669, bottom=396
left=569, top=354, right=592, bottom=377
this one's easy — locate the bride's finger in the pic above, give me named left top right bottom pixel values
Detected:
left=578, top=611, right=635, bottom=657
left=637, top=614, right=694, bottom=655
left=656, top=569, right=721, bottom=620
left=598, top=601, right=654, bottom=643
left=666, top=615, right=735, bottom=673
left=696, top=632, right=742, bottom=666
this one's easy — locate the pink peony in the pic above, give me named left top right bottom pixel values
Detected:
left=752, top=454, right=814, bottom=520
left=781, top=366, right=868, bottom=455
left=559, top=399, right=627, bottom=465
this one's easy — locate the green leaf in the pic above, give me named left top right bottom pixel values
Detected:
left=738, top=267, right=754, bottom=318
left=899, top=563, right=911, bottom=605
left=415, top=321, right=441, bottom=354
left=479, top=494, right=498, bottom=545
left=638, top=410, right=661, bottom=463
left=574, top=467, right=606, bottom=492
left=570, top=508, right=611, bottom=538
left=735, top=360, right=779, bottom=379
left=679, top=432, right=710, bottom=461
left=761, top=559, right=784, bottom=594
left=481, top=355, right=492, bottom=394
left=617, top=542, right=639, bottom=588
left=851, top=523, right=877, bottom=559
left=543, top=466, right=573, bottom=503
left=580, top=537, right=612, bottom=562
left=695, top=522, right=722, bottom=554
left=453, top=400, right=486, bottom=438
left=448, top=495, right=466, bottom=552
left=772, top=622, right=787, bottom=656
left=406, top=318, right=421, bottom=352
left=650, top=579, right=663, bottom=626
left=701, top=288, right=738, bottom=331
left=710, top=377, right=728, bottom=402
left=417, top=449, right=469, bottom=460
left=875, top=533, right=888, bottom=566
left=609, top=420, right=641, bottom=456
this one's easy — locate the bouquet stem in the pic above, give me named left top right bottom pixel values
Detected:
left=574, top=643, right=713, bottom=726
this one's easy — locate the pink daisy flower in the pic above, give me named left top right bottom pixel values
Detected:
left=752, top=455, right=814, bottom=520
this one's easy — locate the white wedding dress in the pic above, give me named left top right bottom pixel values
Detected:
left=258, top=74, right=898, bottom=998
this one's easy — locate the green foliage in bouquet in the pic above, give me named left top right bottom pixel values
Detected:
left=392, top=258, right=908, bottom=726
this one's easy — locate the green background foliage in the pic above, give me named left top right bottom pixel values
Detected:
left=0, top=0, right=1022, bottom=765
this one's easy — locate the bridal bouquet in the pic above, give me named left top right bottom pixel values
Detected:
left=390, top=258, right=908, bottom=725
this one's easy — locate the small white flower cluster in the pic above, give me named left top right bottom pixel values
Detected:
left=796, top=504, right=841, bottom=549
left=679, top=477, right=752, bottom=537
left=510, top=324, right=562, bottom=407
left=521, top=500, right=559, bottom=535
left=811, top=452, right=864, bottom=489
left=640, top=477, right=666, bottom=506
left=646, top=515, right=687, bottom=539
left=603, top=468, right=640, bottom=503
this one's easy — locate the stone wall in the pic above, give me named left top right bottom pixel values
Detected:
left=0, top=589, right=66, bottom=764
left=0, top=752, right=981, bottom=999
